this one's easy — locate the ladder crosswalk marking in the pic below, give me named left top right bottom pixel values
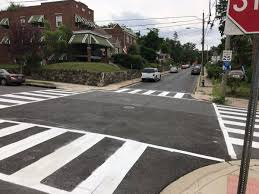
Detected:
left=41, top=138, right=124, bottom=191
left=128, top=89, right=142, bottom=94
left=13, top=134, right=104, bottom=184
left=157, top=91, right=170, bottom=97
left=0, top=128, right=66, bottom=161
left=44, top=90, right=78, bottom=94
left=2, top=94, right=46, bottom=101
left=0, top=97, right=28, bottom=104
left=115, top=88, right=131, bottom=93
left=0, top=123, right=35, bottom=138
left=0, top=132, right=83, bottom=175
left=73, top=140, right=147, bottom=194
left=19, top=92, right=57, bottom=98
left=0, top=105, right=8, bottom=109
left=214, top=103, right=259, bottom=159
left=173, top=92, right=185, bottom=99
left=142, top=90, right=156, bottom=95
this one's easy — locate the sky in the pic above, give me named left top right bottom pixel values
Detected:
left=0, top=0, right=222, bottom=49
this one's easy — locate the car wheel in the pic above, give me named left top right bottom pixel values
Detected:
left=142, top=78, right=145, bottom=82
left=0, top=79, right=7, bottom=86
left=159, top=75, right=161, bottom=80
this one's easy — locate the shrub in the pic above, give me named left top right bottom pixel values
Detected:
left=212, top=83, right=225, bottom=104
left=112, top=54, right=146, bottom=70
left=207, top=65, right=223, bottom=79
left=226, top=77, right=241, bottom=94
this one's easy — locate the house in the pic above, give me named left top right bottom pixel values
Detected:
left=0, top=0, right=113, bottom=64
left=103, top=24, right=137, bottom=54
left=156, top=50, right=171, bottom=64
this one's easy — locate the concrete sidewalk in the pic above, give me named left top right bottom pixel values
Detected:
left=161, top=160, right=259, bottom=194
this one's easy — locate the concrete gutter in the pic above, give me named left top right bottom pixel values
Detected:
left=25, top=80, right=57, bottom=89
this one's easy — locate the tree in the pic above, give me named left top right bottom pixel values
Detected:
left=43, top=24, right=72, bottom=60
left=173, top=31, right=178, bottom=41
left=216, top=0, right=228, bottom=36
left=140, top=46, right=157, bottom=62
left=142, top=28, right=163, bottom=51
left=8, top=23, right=42, bottom=74
left=128, top=44, right=140, bottom=55
left=6, top=2, right=23, bottom=11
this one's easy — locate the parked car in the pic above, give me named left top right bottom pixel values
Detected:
left=191, top=65, right=201, bottom=75
left=141, top=68, right=161, bottom=82
left=0, top=69, right=25, bottom=86
left=181, top=64, right=189, bottom=69
left=170, top=66, right=179, bottom=73
left=228, top=70, right=245, bottom=80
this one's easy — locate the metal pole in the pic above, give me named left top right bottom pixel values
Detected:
left=237, top=34, right=259, bottom=194
left=201, top=11, right=205, bottom=77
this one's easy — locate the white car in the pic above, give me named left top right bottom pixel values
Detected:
left=170, top=66, right=179, bottom=73
left=141, top=68, right=161, bottom=82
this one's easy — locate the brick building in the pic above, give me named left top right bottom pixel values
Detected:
left=0, top=0, right=113, bottom=64
left=103, top=24, right=137, bottom=54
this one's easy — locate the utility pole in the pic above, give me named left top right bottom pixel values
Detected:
left=201, top=11, right=205, bottom=86
left=237, top=35, right=259, bottom=194
left=207, top=45, right=209, bottom=64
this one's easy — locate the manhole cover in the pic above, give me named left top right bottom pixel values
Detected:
left=123, top=105, right=135, bottom=110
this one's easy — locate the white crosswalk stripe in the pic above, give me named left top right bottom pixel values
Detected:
left=0, top=89, right=79, bottom=110
left=114, top=88, right=190, bottom=99
left=0, top=119, right=223, bottom=194
left=213, top=103, right=259, bottom=159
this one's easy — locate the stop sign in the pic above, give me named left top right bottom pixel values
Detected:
left=228, top=0, right=259, bottom=33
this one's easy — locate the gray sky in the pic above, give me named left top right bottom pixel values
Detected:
left=0, top=0, right=222, bottom=49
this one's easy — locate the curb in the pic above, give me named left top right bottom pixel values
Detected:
left=25, top=82, right=57, bottom=89
left=160, top=160, right=259, bottom=194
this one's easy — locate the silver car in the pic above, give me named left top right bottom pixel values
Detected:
left=170, top=66, right=179, bottom=73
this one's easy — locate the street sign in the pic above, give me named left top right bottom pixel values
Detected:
left=223, top=61, right=231, bottom=71
left=228, top=0, right=259, bottom=34
left=222, top=50, right=233, bottom=62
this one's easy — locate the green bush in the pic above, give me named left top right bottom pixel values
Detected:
left=226, top=77, right=241, bottom=94
left=207, top=65, right=223, bottom=79
left=212, top=83, right=225, bottom=104
left=112, top=54, right=146, bottom=70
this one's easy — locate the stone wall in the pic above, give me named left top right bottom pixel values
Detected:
left=31, top=69, right=141, bottom=86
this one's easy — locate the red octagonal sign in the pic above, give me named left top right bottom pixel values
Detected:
left=228, top=0, right=259, bottom=33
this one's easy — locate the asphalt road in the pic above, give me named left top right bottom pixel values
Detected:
left=0, top=71, right=229, bottom=194
left=131, top=67, right=199, bottom=93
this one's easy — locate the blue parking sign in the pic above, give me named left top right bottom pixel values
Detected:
left=223, top=61, right=231, bottom=71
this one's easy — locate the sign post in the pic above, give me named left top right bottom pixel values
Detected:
left=226, top=1, right=259, bottom=194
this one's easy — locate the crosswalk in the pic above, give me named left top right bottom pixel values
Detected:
left=213, top=104, right=259, bottom=159
left=114, top=88, right=191, bottom=99
left=0, top=89, right=80, bottom=110
left=0, top=119, right=223, bottom=194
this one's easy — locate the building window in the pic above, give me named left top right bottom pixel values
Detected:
left=82, top=8, right=85, bottom=12
left=76, top=4, right=78, bottom=8
left=56, top=15, right=63, bottom=27
left=126, top=35, right=130, bottom=43
left=20, top=18, right=26, bottom=26
left=89, top=11, right=91, bottom=15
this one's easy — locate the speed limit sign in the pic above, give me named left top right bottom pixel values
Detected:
left=222, top=50, right=233, bottom=62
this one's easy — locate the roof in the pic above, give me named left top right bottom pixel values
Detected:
left=69, top=31, right=113, bottom=48
left=103, top=24, right=137, bottom=37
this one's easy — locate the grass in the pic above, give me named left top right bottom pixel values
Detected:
left=226, top=82, right=250, bottom=99
left=44, top=62, right=126, bottom=72
left=0, top=64, right=19, bottom=69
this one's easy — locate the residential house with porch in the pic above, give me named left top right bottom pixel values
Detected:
left=103, top=24, right=137, bottom=54
left=0, top=0, right=113, bottom=64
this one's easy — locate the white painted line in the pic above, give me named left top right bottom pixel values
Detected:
left=142, top=90, right=156, bottom=95
left=226, top=127, right=259, bottom=137
left=223, top=120, right=259, bottom=128
left=44, top=90, right=78, bottom=94
left=13, top=133, right=104, bottom=184
left=0, top=123, right=35, bottom=138
left=19, top=92, right=57, bottom=98
left=174, top=93, right=185, bottom=99
left=229, top=137, right=259, bottom=149
left=216, top=104, right=247, bottom=110
left=2, top=94, right=45, bottom=101
left=115, top=88, right=130, bottom=93
left=0, top=104, right=9, bottom=109
left=0, top=97, right=27, bottom=104
left=157, top=91, right=170, bottom=97
left=73, top=140, right=147, bottom=194
left=218, top=110, right=254, bottom=117
left=213, top=103, right=237, bottom=159
left=0, top=128, right=66, bottom=160
left=32, top=91, right=68, bottom=96
left=128, top=89, right=142, bottom=94
left=221, top=114, right=259, bottom=122
left=217, top=106, right=252, bottom=113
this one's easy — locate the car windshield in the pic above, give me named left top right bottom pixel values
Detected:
left=142, top=68, right=155, bottom=73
